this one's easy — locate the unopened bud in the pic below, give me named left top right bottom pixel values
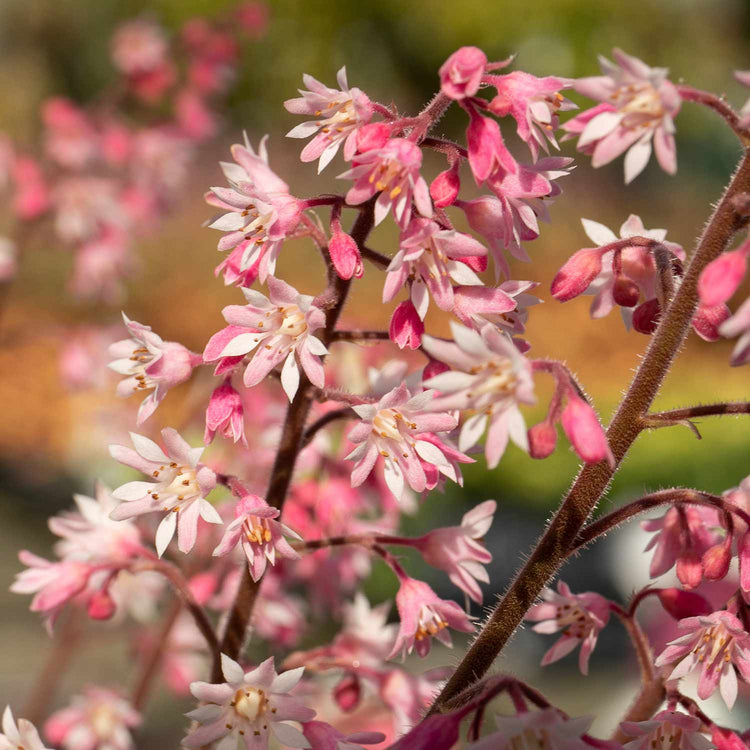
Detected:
left=389, top=301, right=424, bottom=350
left=702, top=543, right=731, bottom=582
left=87, top=590, right=116, bottom=620
left=657, top=587, right=712, bottom=619
left=528, top=421, right=557, bottom=459
left=612, top=275, right=640, bottom=307
left=692, top=302, right=731, bottom=342
left=430, top=165, right=460, bottom=208
left=550, top=249, right=603, bottom=302
left=698, top=247, right=748, bottom=307
left=560, top=396, right=612, bottom=465
left=632, top=298, right=661, bottom=334
left=329, top=231, right=363, bottom=280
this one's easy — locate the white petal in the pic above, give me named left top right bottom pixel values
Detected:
left=580, top=218, right=617, bottom=247
left=305, top=335, right=328, bottom=356
left=219, top=333, right=262, bottom=358
left=155, top=512, right=177, bottom=558
left=414, top=440, right=450, bottom=466
left=281, top=352, right=300, bottom=402
left=459, top=413, right=487, bottom=451
left=221, top=653, right=245, bottom=683
left=130, top=432, right=169, bottom=462
left=271, top=722, right=311, bottom=749
left=383, top=461, right=405, bottom=500
left=271, top=666, right=305, bottom=693
left=624, top=137, right=652, bottom=184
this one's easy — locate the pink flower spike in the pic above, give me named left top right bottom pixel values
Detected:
left=390, top=575, right=475, bottom=659
left=619, top=710, right=713, bottom=750
left=345, top=383, right=458, bottom=501
left=329, top=229, right=363, bottom=280
left=439, top=46, right=487, bottom=100
left=655, top=610, right=750, bottom=709
left=284, top=67, right=374, bottom=172
left=525, top=580, right=611, bottom=675
left=108, top=428, right=221, bottom=557
left=560, top=395, right=613, bottom=467
left=203, top=277, right=328, bottom=402
left=204, top=380, right=246, bottom=445
left=413, top=500, right=496, bottom=603
left=206, top=135, right=303, bottom=282
left=339, top=138, right=432, bottom=229
left=389, top=301, right=424, bottom=350
left=185, top=654, right=315, bottom=750
left=108, top=313, right=199, bottom=424
left=698, top=241, right=750, bottom=307
left=0, top=706, right=51, bottom=750
left=212, top=488, right=301, bottom=583
left=302, top=721, right=385, bottom=750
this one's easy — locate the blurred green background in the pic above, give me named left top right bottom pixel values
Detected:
left=1, top=0, right=749, bottom=741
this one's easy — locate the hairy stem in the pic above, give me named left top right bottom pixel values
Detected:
left=429, top=149, right=750, bottom=712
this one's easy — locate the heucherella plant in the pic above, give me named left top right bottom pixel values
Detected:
left=9, top=22, right=750, bottom=750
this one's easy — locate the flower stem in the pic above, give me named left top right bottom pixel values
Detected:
left=428, top=149, right=750, bottom=713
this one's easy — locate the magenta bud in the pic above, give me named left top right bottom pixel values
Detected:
left=612, top=275, right=640, bottom=307
left=701, top=543, right=731, bottom=582
left=423, top=357, right=450, bottom=382
left=329, top=231, right=363, bottom=280
left=657, top=588, right=712, bottom=619
left=87, top=590, right=116, bottom=620
left=692, top=302, right=731, bottom=342
left=560, top=396, right=612, bottom=465
left=632, top=298, right=661, bottom=334
left=698, top=248, right=748, bottom=307
left=550, top=248, right=603, bottom=302
left=355, top=122, right=391, bottom=154
left=528, top=421, right=557, bottom=459
left=740, top=532, right=750, bottom=593
left=389, top=300, right=424, bottom=350
left=333, top=674, right=361, bottom=713
left=430, top=166, right=460, bottom=208
left=456, top=254, right=487, bottom=273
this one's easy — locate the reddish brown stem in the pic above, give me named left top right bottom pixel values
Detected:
left=677, top=84, right=750, bottom=144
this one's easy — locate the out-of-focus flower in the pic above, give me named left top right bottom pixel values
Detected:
left=0, top=707, right=51, bottom=750
left=204, top=380, right=246, bottom=445
left=525, top=580, right=611, bottom=675
left=111, top=19, right=168, bottom=76
left=619, top=710, right=713, bottom=750
left=42, top=98, right=98, bottom=170
left=562, top=48, right=681, bottom=183
left=301, top=722, right=384, bottom=750
left=203, top=276, right=327, bottom=402
left=184, top=655, right=314, bottom=750
left=109, top=429, right=220, bottom=556
left=285, top=68, right=373, bottom=172
left=439, top=46, right=487, bottom=100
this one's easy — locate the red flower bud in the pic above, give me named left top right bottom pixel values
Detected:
left=333, top=674, right=361, bottom=713
left=676, top=551, right=705, bottom=588
left=528, top=421, right=557, bottom=459
left=632, top=298, right=661, bottom=334
left=702, top=543, right=731, bottom=582
left=551, top=249, right=603, bottom=302
left=389, top=301, right=424, bottom=350
left=692, top=302, right=731, bottom=342
left=657, top=588, right=712, bottom=619
left=430, top=165, right=460, bottom=208
left=560, top=396, right=612, bottom=465
left=329, top=231, right=363, bottom=280
left=87, top=590, right=116, bottom=620
left=612, top=275, right=640, bottom=307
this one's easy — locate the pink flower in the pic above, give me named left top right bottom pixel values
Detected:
left=285, top=67, right=373, bottom=172
left=42, top=98, right=98, bottom=170
left=389, top=301, right=424, bottom=350
left=698, top=239, right=750, bottom=308
left=108, top=429, right=221, bottom=557
left=12, top=156, right=50, bottom=220
left=302, top=721, right=384, bottom=750
left=0, top=707, right=51, bottom=750
left=108, top=314, right=199, bottom=424
left=43, top=687, right=140, bottom=750
left=345, top=383, right=458, bottom=501
left=390, top=575, right=475, bottom=659
left=430, top=164, right=461, bottom=207
left=111, top=19, right=168, bottom=75
left=206, top=136, right=303, bottom=282
left=439, top=47, right=487, bottom=100
left=328, top=229, right=363, bottom=281
left=212, top=489, right=301, bottom=582
left=422, top=322, right=536, bottom=469
left=619, top=709, right=713, bottom=750
left=413, top=500, right=496, bottom=603
left=560, top=395, right=613, bottom=466
left=184, top=654, right=315, bottom=750
left=720, top=296, right=750, bottom=366
left=641, top=505, right=722, bottom=588
left=203, top=276, right=328, bottom=402
left=525, top=580, right=611, bottom=675
left=383, top=217, right=487, bottom=318
left=465, top=105, right=518, bottom=185
left=562, top=48, right=681, bottom=183
left=488, top=71, right=576, bottom=160
left=655, top=610, right=750, bottom=709
left=204, top=380, right=246, bottom=445
left=339, top=138, right=432, bottom=229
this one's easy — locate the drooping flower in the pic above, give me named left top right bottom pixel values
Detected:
left=43, top=687, right=140, bottom=750
left=487, top=71, right=576, bottom=160
left=213, top=487, right=301, bottom=582
left=203, top=276, right=328, bottom=402
left=422, top=322, right=535, bottom=469
left=301, top=721, right=385, bottom=750
left=284, top=68, right=373, bottom=172
left=413, top=500, right=496, bottom=603
left=655, top=610, right=750, bottom=709
left=204, top=380, right=247, bottom=445
left=339, top=138, right=432, bottom=229
left=0, top=707, right=51, bottom=750
left=619, top=710, right=713, bottom=750
left=345, top=383, right=458, bottom=501
left=390, top=574, right=475, bottom=659
left=560, top=395, right=614, bottom=467
left=108, top=314, right=200, bottom=424
left=184, top=654, right=315, bottom=750
left=524, top=580, right=611, bottom=675
left=206, top=135, right=303, bottom=282
left=562, top=48, right=681, bottom=183
left=439, top=46, right=487, bottom=100
left=389, top=300, right=424, bottom=350
left=383, top=217, right=487, bottom=319
left=108, top=429, right=220, bottom=556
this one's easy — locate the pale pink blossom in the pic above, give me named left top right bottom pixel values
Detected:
left=525, top=580, right=611, bottom=675
left=204, top=380, right=246, bottom=444
left=488, top=72, right=576, bottom=160
left=619, top=710, right=713, bottom=750
left=11, top=156, right=49, bottom=220
left=111, top=19, right=168, bottom=76
left=69, top=228, right=131, bottom=303
left=340, top=138, right=432, bottom=229
left=390, top=574, right=475, bottom=659
left=129, top=127, right=191, bottom=192
left=439, top=47, right=487, bottom=100
left=42, top=98, right=98, bottom=170
left=422, top=322, right=536, bottom=468
left=285, top=67, right=373, bottom=172
left=562, top=48, right=681, bottom=183
left=720, top=295, right=750, bottom=366
left=203, top=276, right=328, bottom=402
left=108, top=314, right=199, bottom=424
left=108, top=429, right=221, bottom=557
left=413, top=500, right=496, bottom=603
left=213, top=488, right=301, bottom=582
left=383, top=217, right=487, bottom=319
left=302, top=721, right=384, bottom=750
left=184, top=654, right=315, bottom=750
left=214, top=240, right=261, bottom=288
left=0, top=707, right=51, bottom=750
left=345, top=383, right=458, bottom=501
left=206, top=136, right=302, bottom=282
left=655, top=610, right=750, bottom=709
left=44, top=687, right=140, bottom=750
left=53, top=177, right=123, bottom=244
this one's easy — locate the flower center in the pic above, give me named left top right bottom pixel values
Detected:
left=89, top=704, right=118, bottom=739
left=162, top=465, right=200, bottom=500
left=373, top=408, right=415, bottom=443
left=370, top=159, right=405, bottom=196
left=510, top=728, right=552, bottom=750
left=693, top=624, right=734, bottom=667
left=415, top=604, right=448, bottom=641
left=233, top=687, right=267, bottom=721
left=646, top=723, right=684, bottom=750
left=127, top=346, right=155, bottom=391
left=612, top=83, right=664, bottom=124
left=468, top=360, right=517, bottom=400
left=279, top=305, right=307, bottom=338
left=555, top=603, right=591, bottom=639
left=245, top=516, right=273, bottom=545
left=317, top=99, right=357, bottom=135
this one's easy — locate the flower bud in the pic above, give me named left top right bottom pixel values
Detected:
left=550, top=248, right=603, bottom=302
left=329, top=230, right=363, bottom=280
left=430, top=165, right=460, bottom=208
left=333, top=674, right=361, bottom=713
left=204, top=380, right=246, bottom=445
left=632, top=298, right=661, bottom=334
left=702, top=542, right=731, bottom=582
left=439, top=46, right=487, bottom=100
left=87, top=590, right=117, bottom=620
left=389, top=300, right=424, bottom=350
left=560, top=395, right=612, bottom=465
left=612, top=275, right=640, bottom=307
left=528, top=421, right=557, bottom=459
left=355, top=122, right=391, bottom=154
left=657, top=588, right=712, bottom=619
left=692, top=302, right=731, bottom=342
left=698, top=247, right=748, bottom=307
